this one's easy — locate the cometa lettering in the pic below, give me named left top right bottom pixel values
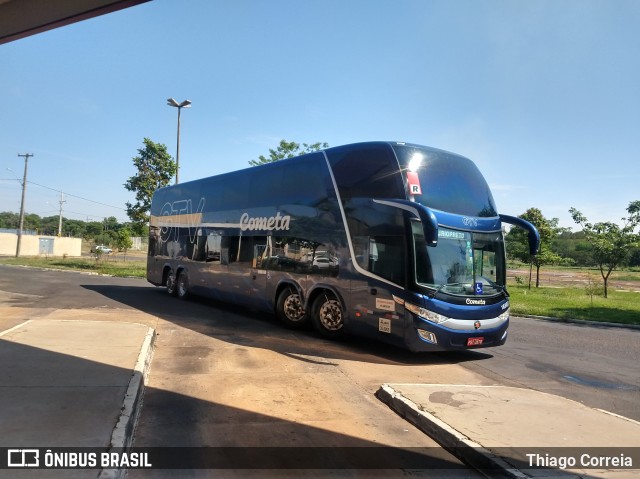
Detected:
left=240, top=212, right=291, bottom=232
left=466, top=298, right=486, bottom=305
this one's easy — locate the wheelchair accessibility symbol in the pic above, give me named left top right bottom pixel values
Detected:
left=475, top=282, right=483, bottom=295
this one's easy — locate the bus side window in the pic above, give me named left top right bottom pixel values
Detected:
left=206, top=233, right=222, bottom=263
left=238, top=237, right=253, bottom=263
left=370, top=236, right=405, bottom=286
left=221, top=236, right=239, bottom=265
left=191, top=229, right=207, bottom=261
left=236, top=236, right=269, bottom=267
left=353, top=235, right=405, bottom=286
left=253, top=237, right=269, bottom=269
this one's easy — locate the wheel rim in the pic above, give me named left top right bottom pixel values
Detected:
left=283, top=293, right=305, bottom=322
left=318, top=299, right=343, bottom=331
left=166, top=272, right=176, bottom=294
left=178, top=275, right=187, bottom=297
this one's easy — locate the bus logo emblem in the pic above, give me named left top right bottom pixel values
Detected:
left=462, top=217, right=478, bottom=227
left=474, top=321, right=481, bottom=330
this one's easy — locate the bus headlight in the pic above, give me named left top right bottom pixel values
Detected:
left=406, top=302, right=450, bottom=325
left=498, top=308, right=510, bottom=322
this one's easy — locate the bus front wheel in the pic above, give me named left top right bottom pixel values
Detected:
left=312, top=292, right=345, bottom=338
left=276, top=287, right=308, bottom=328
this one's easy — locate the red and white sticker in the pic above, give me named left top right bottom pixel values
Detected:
left=376, top=298, right=395, bottom=312
left=406, top=171, right=422, bottom=195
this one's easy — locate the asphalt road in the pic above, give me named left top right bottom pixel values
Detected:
left=2, top=264, right=638, bottom=422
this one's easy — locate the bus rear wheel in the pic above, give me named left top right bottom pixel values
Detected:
left=312, top=292, right=345, bottom=338
left=166, top=269, right=177, bottom=296
left=176, top=271, right=190, bottom=299
left=276, top=287, right=308, bottom=328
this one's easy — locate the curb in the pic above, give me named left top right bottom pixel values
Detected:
left=375, top=384, right=528, bottom=479
left=515, top=314, right=640, bottom=331
left=0, top=262, right=145, bottom=280
left=99, top=326, right=156, bottom=479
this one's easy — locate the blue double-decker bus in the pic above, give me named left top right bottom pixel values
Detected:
left=147, top=142, right=538, bottom=352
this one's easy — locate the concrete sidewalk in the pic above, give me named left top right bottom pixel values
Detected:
left=377, top=384, right=640, bottom=478
left=0, top=319, right=155, bottom=477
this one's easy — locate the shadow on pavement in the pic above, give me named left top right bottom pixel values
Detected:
left=81, top=283, right=493, bottom=366
left=0, top=338, right=475, bottom=477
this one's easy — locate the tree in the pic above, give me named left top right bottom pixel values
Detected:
left=23, top=213, right=41, bottom=233
left=103, top=216, right=119, bottom=232
left=551, top=230, right=592, bottom=267
left=114, top=227, right=133, bottom=259
left=569, top=201, right=640, bottom=298
left=84, top=221, right=104, bottom=240
left=0, top=211, right=19, bottom=229
left=40, top=216, right=60, bottom=236
left=93, top=231, right=116, bottom=247
left=124, top=138, right=176, bottom=235
left=506, top=208, right=565, bottom=288
left=248, top=139, right=329, bottom=166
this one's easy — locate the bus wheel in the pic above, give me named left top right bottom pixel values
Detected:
left=166, top=269, right=177, bottom=296
left=312, top=292, right=345, bottom=338
left=176, top=271, right=190, bottom=300
left=276, top=287, right=308, bottom=328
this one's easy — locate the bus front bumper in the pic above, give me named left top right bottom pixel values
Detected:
left=405, top=311, right=510, bottom=352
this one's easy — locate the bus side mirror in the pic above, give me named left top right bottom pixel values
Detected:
left=373, top=199, right=439, bottom=246
left=499, top=214, right=540, bottom=255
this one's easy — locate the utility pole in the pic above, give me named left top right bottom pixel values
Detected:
left=57, top=191, right=66, bottom=237
left=16, top=153, right=33, bottom=257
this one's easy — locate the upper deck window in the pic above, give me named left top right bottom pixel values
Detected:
left=327, top=145, right=404, bottom=200
left=393, top=144, right=497, bottom=217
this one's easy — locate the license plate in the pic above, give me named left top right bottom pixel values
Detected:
left=467, top=337, right=484, bottom=347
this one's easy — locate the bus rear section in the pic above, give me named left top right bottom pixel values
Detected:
left=147, top=151, right=354, bottom=337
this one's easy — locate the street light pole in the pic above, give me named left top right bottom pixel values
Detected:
left=166, top=98, right=191, bottom=184
left=16, top=153, right=33, bottom=257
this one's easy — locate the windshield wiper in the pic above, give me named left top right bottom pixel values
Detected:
left=428, top=282, right=465, bottom=298
left=481, top=278, right=509, bottom=297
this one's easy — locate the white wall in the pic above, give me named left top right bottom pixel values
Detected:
left=0, top=233, right=82, bottom=257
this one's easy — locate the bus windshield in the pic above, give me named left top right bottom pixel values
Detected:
left=393, top=144, right=498, bottom=217
left=412, top=222, right=505, bottom=297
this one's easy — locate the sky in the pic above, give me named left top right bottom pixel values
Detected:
left=1, top=0, right=639, bottom=229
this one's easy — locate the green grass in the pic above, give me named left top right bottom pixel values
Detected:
left=611, top=271, right=640, bottom=282
left=509, top=285, right=640, bottom=325
left=0, top=256, right=146, bottom=278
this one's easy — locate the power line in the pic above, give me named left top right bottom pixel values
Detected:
left=14, top=179, right=127, bottom=211
left=30, top=180, right=126, bottom=211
